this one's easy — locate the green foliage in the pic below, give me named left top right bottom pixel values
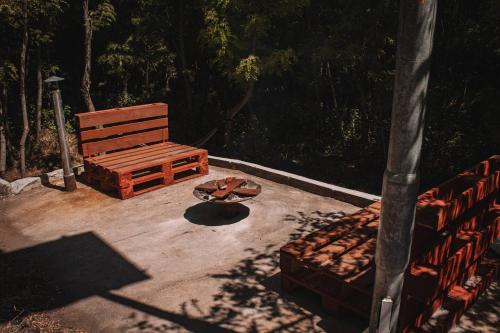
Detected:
left=41, top=105, right=74, bottom=134
left=0, top=0, right=498, bottom=193
left=234, top=55, right=260, bottom=82
left=90, top=1, right=116, bottom=31
left=98, top=40, right=136, bottom=78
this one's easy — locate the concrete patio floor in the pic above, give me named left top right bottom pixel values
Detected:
left=0, top=165, right=368, bottom=333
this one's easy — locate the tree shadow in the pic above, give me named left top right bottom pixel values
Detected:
left=184, top=202, right=250, bottom=226
left=120, top=210, right=369, bottom=333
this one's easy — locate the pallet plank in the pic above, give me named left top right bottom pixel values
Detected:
left=76, top=103, right=167, bottom=128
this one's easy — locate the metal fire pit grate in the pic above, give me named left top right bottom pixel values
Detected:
left=193, top=177, right=261, bottom=217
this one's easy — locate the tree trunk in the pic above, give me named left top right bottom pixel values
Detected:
left=224, top=82, right=255, bottom=148
left=178, top=0, right=193, bottom=115
left=122, top=76, right=129, bottom=104
left=144, top=57, right=150, bottom=99
left=82, top=0, right=96, bottom=112
left=357, top=78, right=371, bottom=146
left=19, top=0, right=29, bottom=177
left=326, top=62, right=338, bottom=109
left=0, top=86, right=6, bottom=178
left=35, top=47, right=43, bottom=144
left=2, top=86, right=16, bottom=166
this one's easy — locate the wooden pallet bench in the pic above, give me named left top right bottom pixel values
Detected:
left=279, top=156, right=500, bottom=330
left=76, top=103, right=208, bottom=199
left=280, top=202, right=381, bottom=318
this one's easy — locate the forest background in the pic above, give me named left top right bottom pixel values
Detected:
left=0, top=0, right=498, bottom=194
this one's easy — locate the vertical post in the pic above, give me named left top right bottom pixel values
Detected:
left=51, top=88, right=77, bottom=192
left=368, top=1, right=437, bottom=332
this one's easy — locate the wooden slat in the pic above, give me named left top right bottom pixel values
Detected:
left=302, top=227, right=376, bottom=268
left=132, top=172, right=165, bottom=185
left=115, top=148, right=206, bottom=174
left=82, top=129, right=165, bottom=157
left=76, top=103, right=167, bottom=128
left=108, top=146, right=199, bottom=171
left=324, top=237, right=377, bottom=279
left=80, top=118, right=168, bottom=141
left=88, top=142, right=177, bottom=163
left=212, top=179, right=246, bottom=199
left=172, top=161, right=201, bottom=174
left=97, top=144, right=187, bottom=168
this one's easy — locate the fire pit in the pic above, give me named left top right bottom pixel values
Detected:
left=193, top=177, right=262, bottom=218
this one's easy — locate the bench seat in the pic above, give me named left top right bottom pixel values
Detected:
left=76, top=103, right=208, bottom=199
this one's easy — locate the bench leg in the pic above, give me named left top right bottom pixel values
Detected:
left=199, top=151, right=209, bottom=175
left=281, top=274, right=300, bottom=292
left=162, top=163, right=174, bottom=185
left=82, top=161, right=98, bottom=184
left=98, top=168, right=115, bottom=192
left=321, top=294, right=341, bottom=314
left=116, top=173, right=134, bottom=199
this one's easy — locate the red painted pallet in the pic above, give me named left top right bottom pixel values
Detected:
left=416, top=156, right=500, bottom=232
left=76, top=103, right=209, bottom=199
left=399, top=253, right=499, bottom=333
left=280, top=156, right=500, bottom=331
left=280, top=202, right=381, bottom=318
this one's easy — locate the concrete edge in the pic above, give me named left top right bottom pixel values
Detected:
left=208, top=155, right=380, bottom=207
left=0, top=165, right=85, bottom=199
left=2, top=159, right=380, bottom=208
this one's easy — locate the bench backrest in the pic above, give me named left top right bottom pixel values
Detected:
left=75, top=103, right=169, bottom=158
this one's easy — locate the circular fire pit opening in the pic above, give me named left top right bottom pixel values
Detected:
left=193, top=177, right=261, bottom=218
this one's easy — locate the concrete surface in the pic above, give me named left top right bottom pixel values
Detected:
left=9, top=177, right=42, bottom=195
left=0, top=166, right=367, bottom=333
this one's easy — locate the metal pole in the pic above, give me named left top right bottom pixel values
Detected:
left=368, top=1, right=437, bottom=332
left=51, top=89, right=77, bottom=192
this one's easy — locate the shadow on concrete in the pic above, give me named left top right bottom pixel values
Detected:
left=0, top=232, right=150, bottom=323
left=184, top=202, right=250, bottom=226
left=40, top=173, right=66, bottom=191
left=120, top=210, right=369, bottom=333
left=1, top=231, right=244, bottom=332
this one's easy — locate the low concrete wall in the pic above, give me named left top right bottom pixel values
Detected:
left=2, top=158, right=379, bottom=207
left=208, top=155, right=380, bottom=207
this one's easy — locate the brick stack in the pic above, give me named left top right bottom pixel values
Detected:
left=279, top=155, right=500, bottom=332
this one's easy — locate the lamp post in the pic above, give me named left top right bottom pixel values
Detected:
left=44, top=76, right=77, bottom=192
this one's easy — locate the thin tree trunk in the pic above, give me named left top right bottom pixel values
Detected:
left=82, top=0, right=96, bottom=112
left=122, top=77, right=129, bottom=104
left=2, top=86, right=16, bottom=166
left=144, top=57, right=150, bottom=99
left=19, top=0, right=29, bottom=177
left=35, top=47, right=43, bottom=144
left=326, top=62, right=338, bottom=109
left=178, top=0, right=192, bottom=115
left=0, top=85, right=6, bottom=178
left=224, top=82, right=255, bottom=148
left=357, top=78, right=370, bottom=145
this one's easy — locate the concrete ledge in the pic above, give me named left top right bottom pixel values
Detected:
left=208, top=155, right=380, bottom=207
